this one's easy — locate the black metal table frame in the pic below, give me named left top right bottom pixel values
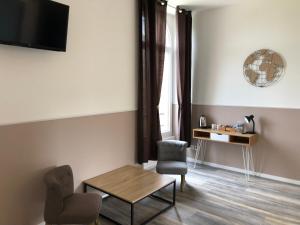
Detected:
left=84, top=180, right=176, bottom=225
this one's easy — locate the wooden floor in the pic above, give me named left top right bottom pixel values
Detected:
left=100, top=164, right=300, bottom=225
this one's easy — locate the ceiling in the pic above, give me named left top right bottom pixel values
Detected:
left=168, top=0, right=242, bottom=10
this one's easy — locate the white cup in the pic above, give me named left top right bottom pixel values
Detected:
left=211, top=124, right=217, bottom=130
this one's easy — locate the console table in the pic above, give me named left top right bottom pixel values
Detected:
left=193, top=128, right=257, bottom=181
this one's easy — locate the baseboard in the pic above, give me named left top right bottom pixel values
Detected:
left=187, top=157, right=300, bottom=186
left=143, top=157, right=299, bottom=185
left=163, top=136, right=176, bottom=140
left=143, top=160, right=157, bottom=170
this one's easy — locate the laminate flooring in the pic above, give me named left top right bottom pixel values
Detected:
left=100, top=164, right=300, bottom=225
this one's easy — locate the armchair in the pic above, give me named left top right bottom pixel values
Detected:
left=44, top=165, right=101, bottom=225
left=156, top=140, right=188, bottom=191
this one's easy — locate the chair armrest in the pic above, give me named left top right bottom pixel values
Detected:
left=157, top=140, right=188, bottom=162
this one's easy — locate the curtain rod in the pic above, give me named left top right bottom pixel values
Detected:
left=167, top=3, right=176, bottom=9
left=161, top=1, right=189, bottom=12
left=159, top=0, right=176, bottom=9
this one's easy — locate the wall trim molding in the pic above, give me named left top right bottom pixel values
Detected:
left=0, top=109, right=137, bottom=127
left=187, top=157, right=300, bottom=186
left=191, top=103, right=300, bottom=110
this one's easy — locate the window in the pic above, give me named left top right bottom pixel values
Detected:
left=159, top=15, right=175, bottom=136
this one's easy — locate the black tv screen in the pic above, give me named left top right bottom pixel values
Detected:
left=0, top=0, right=69, bottom=51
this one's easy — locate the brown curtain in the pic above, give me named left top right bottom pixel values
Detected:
left=177, top=7, right=192, bottom=146
left=137, top=0, right=167, bottom=164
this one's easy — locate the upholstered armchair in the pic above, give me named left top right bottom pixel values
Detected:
left=156, top=140, right=188, bottom=191
left=44, top=165, right=101, bottom=225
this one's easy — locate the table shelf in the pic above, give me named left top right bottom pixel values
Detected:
left=193, top=128, right=257, bottom=147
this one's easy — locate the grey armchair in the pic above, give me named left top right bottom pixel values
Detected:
left=44, top=165, right=101, bottom=225
left=156, top=140, right=188, bottom=191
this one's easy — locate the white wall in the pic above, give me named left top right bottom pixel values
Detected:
left=192, top=0, right=300, bottom=108
left=0, top=0, right=137, bottom=125
left=0, top=1, right=137, bottom=224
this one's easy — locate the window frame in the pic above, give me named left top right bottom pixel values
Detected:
left=160, top=13, right=175, bottom=138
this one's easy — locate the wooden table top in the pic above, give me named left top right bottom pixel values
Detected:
left=83, top=165, right=175, bottom=204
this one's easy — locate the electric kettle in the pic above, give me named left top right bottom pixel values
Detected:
left=199, top=115, right=207, bottom=128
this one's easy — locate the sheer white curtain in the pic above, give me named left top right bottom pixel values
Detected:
left=159, top=10, right=177, bottom=139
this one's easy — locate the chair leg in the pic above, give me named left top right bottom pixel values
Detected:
left=180, top=174, right=185, bottom=192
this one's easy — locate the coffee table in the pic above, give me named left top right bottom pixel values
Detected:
left=83, top=165, right=176, bottom=225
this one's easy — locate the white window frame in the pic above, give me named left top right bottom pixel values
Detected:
left=160, top=13, right=175, bottom=139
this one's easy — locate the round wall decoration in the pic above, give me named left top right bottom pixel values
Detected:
left=243, top=49, right=285, bottom=87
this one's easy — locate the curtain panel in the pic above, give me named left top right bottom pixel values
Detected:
left=177, top=7, right=192, bottom=146
left=138, top=0, right=167, bottom=163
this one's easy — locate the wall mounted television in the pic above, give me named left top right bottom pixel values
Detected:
left=0, top=0, right=69, bottom=52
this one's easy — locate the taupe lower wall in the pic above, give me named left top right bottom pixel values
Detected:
left=0, top=111, right=136, bottom=225
left=191, top=105, right=300, bottom=181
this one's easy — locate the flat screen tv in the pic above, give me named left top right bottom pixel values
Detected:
left=0, top=0, right=69, bottom=52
